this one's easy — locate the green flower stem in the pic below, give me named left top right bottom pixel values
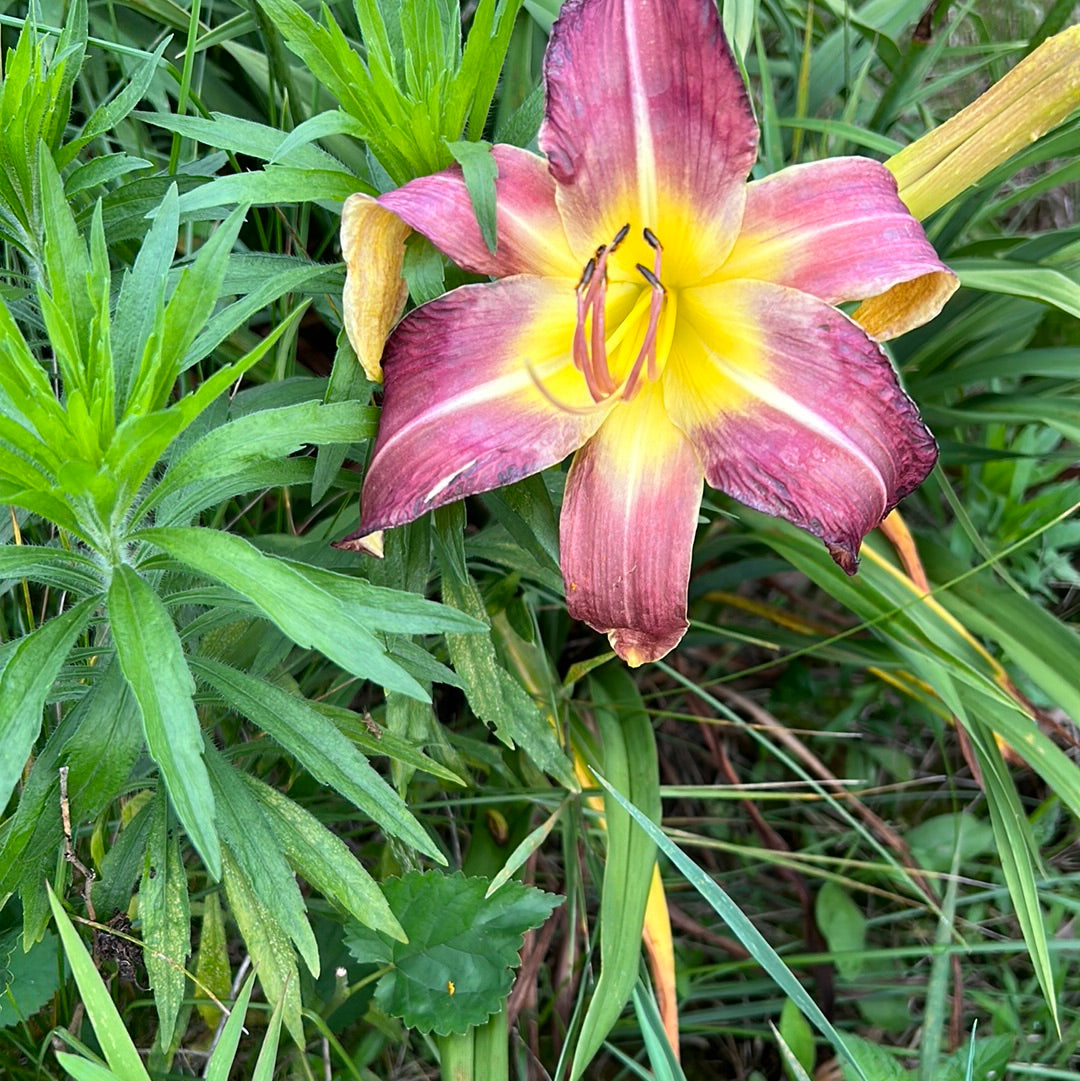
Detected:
left=437, top=1005, right=509, bottom=1081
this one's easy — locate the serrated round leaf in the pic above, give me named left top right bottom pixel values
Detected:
left=0, top=929, right=62, bottom=1028
left=346, top=871, right=560, bottom=1035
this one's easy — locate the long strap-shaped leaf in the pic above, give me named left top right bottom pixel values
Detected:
left=47, top=882, right=152, bottom=1081
left=570, top=666, right=660, bottom=1081
left=593, top=772, right=871, bottom=1081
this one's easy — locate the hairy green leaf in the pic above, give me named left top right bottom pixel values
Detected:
left=140, top=791, right=191, bottom=1050
left=193, top=657, right=442, bottom=861
left=203, top=745, right=318, bottom=975
left=108, top=564, right=220, bottom=879
left=0, top=598, right=95, bottom=812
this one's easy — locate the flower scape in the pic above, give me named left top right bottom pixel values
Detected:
left=340, top=0, right=959, bottom=666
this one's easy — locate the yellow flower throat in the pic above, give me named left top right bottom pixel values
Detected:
left=530, top=225, right=679, bottom=414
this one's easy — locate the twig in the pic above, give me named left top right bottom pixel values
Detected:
left=59, top=766, right=96, bottom=921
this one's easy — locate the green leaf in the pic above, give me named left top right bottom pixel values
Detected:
left=268, top=108, right=372, bottom=164
left=60, top=39, right=169, bottom=166
left=137, top=526, right=429, bottom=699
left=112, top=184, right=180, bottom=407
left=937, top=1035, right=1014, bottom=1081
left=253, top=0, right=416, bottom=181
left=0, top=928, right=61, bottom=1029
left=47, top=883, right=152, bottom=1081
left=779, top=1000, right=816, bottom=1081
left=814, top=882, right=867, bottom=980
left=312, top=701, right=468, bottom=786
left=240, top=773, right=406, bottom=941
left=91, top=799, right=154, bottom=926
left=0, top=660, right=143, bottom=946
left=54, top=1054, right=126, bottom=1081
left=905, top=813, right=996, bottom=875
left=193, top=658, right=442, bottom=862
left=0, top=291, right=71, bottom=447
left=965, top=716, right=1059, bottom=1032
left=434, top=507, right=576, bottom=786
left=345, top=871, right=561, bottom=1035
left=62, top=153, right=150, bottom=198
left=838, top=1034, right=910, bottom=1081
left=172, top=304, right=309, bottom=429
left=953, top=257, right=1080, bottom=320
left=572, top=666, right=660, bottom=1081
left=928, top=554, right=1080, bottom=725
left=221, top=847, right=304, bottom=1047
left=175, top=166, right=359, bottom=213
left=0, top=545, right=101, bottom=594
left=594, top=773, right=869, bottom=1081
left=194, top=891, right=231, bottom=1033
left=203, top=971, right=257, bottom=1081
left=444, top=139, right=498, bottom=253
left=288, top=562, right=485, bottom=637
left=203, top=745, right=319, bottom=976
left=187, top=258, right=339, bottom=366
left=133, top=110, right=347, bottom=169
left=107, top=564, right=220, bottom=879
left=0, top=598, right=95, bottom=812
left=126, top=205, right=247, bottom=419
left=250, top=975, right=287, bottom=1081
left=145, top=400, right=377, bottom=513
left=139, top=791, right=191, bottom=1050
left=631, top=981, right=687, bottom=1081
left=481, top=473, right=561, bottom=572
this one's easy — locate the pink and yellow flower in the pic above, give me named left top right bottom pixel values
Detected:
left=340, top=0, right=958, bottom=666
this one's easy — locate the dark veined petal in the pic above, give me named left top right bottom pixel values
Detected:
left=561, top=383, right=703, bottom=666
left=716, top=157, right=958, bottom=339
left=540, top=0, right=758, bottom=285
left=379, top=145, right=579, bottom=278
left=668, top=279, right=937, bottom=571
left=352, top=277, right=609, bottom=538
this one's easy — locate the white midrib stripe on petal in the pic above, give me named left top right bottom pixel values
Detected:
left=708, top=357, right=890, bottom=510
left=376, top=368, right=538, bottom=464
left=624, top=0, right=658, bottom=229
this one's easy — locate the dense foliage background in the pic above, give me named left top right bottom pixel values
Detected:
left=0, top=0, right=1078, bottom=1078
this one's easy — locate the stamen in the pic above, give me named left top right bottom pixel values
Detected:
left=570, top=223, right=644, bottom=404
left=573, top=283, right=608, bottom=401
left=619, top=231, right=668, bottom=398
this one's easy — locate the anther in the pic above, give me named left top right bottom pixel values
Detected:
left=611, top=223, right=631, bottom=249
left=643, top=226, right=661, bottom=250
left=635, top=264, right=666, bottom=292
left=577, top=258, right=596, bottom=290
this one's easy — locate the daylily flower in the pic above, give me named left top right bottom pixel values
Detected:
left=339, top=0, right=958, bottom=666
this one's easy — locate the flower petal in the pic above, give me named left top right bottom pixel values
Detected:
left=716, top=158, right=958, bottom=339
left=354, top=277, right=607, bottom=537
left=885, top=25, right=1080, bottom=222
left=561, top=384, right=703, bottom=666
left=378, top=145, right=579, bottom=278
left=669, top=280, right=937, bottom=571
left=341, top=193, right=410, bottom=382
left=540, top=0, right=758, bottom=283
